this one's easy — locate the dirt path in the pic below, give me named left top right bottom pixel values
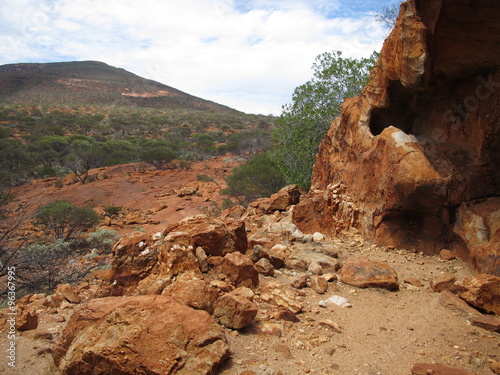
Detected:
left=218, top=239, right=500, bottom=374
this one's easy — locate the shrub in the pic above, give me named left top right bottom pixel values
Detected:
left=272, top=50, right=378, bottom=188
left=34, top=165, right=58, bottom=178
left=196, top=174, right=215, bottom=182
left=86, top=228, right=118, bottom=253
left=18, top=238, right=107, bottom=295
left=178, top=160, right=193, bottom=169
left=140, top=146, right=178, bottom=170
left=221, top=198, right=234, bottom=210
left=223, top=152, right=286, bottom=204
left=34, top=200, right=100, bottom=240
left=53, top=179, right=64, bottom=189
left=104, top=204, right=122, bottom=216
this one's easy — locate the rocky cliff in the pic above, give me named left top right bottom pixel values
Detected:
left=294, top=0, right=500, bottom=275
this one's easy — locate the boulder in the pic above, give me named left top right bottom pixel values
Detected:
left=263, top=244, right=288, bottom=269
left=290, top=273, right=309, bottom=289
left=458, top=274, right=500, bottom=315
left=16, top=308, right=38, bottom=331
left=285, top=245, right=341, bottom=273
left=308, top=261, right=323, bottom=275
left=220, top=204, right=246, bottom=221
left=255, top=321, right=283, bottom=336
left=162, top=272, right=220, bottom=314
left=308, top=275, right=328, bottom=294
left=339, top=258, right=399, bottom=290
left=439, top=249, right=456, bottom=260
left=163, top=214, right=245, bottom=256
left=52, top=295, right=230, bottom=375
left=97, top=232, right=158, bottom=296
left=404, top=277, right=423, bottom=288
left=54, top=284, right=81, bottom=304
left=491, top=361, right=500, bottom=375
left=454, top=198, right=500, bottom=275
left=260, top=281, right=303, bottom=314
left=158, top=231, right=200, bottom=277
left=255, top=258, right=275, bottom=276
left=439, top=291, right=479, bottom=318
left=430, top=273, right=457, bottom=292
left=267, top=222, right=305, bottom=242
left=221, top=252, right=259, bottom=288
left=43, top=294, right=66, bottom=309
left=312, top=232, right=325, bottom=242
left=273, top=308, right=300, bottom=323
left=195, top=246, right=209, bottom=272
left=224, top=218, right=248, bottom=253
left=470, top=233, right=500, bottom=277
left=213, top=291, right=258, bottom=329
left=470, top=314, right=500, bottom=333
left=261, top=185, right=301, bottom=213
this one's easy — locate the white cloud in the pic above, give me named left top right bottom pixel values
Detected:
left=0, top=0, right=388, bottom=114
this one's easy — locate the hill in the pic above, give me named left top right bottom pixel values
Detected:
left=0, top=61, right=275, bottom=187
left=0, top=61, right=235, bottom=111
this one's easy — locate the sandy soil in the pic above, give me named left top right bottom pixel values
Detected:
left=218, top=239, right=500, bottom=375
left=1, top=237, right=498, bottom=375
left=1, top=159, right=498, bottom=375
left=5, top=156, right=242, bottom=236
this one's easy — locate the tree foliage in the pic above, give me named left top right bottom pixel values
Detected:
left=0, top=105, right=276, bottom=186
left=140, top=145, right=179, bottom=170
left=272, top=51, right=378, bottom=188
left=34, top=201, right=100, bottom=240
left=62, top=139, right=106, bottom=183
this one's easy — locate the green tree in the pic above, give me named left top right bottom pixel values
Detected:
left=34, top=201, right=100, bottom=240
left=0, top=139, right=33, bottom=186
left=62, top=139, right=105, bottom=183
left=29, top=135, right=70, bottom=167
left=223, top=152, right=287, bottom=204
left=140, top=146, right=178, bottom=170
left=272, top=50, right=378, bottom=188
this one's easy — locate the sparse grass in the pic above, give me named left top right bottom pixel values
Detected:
left=196, top=174, right=215, bottom=182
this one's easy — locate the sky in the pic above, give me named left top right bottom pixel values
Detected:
left=0, top=0, right=394, bottom=115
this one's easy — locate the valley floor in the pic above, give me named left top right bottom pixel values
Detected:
left=1, top=234, right=499, bottom=375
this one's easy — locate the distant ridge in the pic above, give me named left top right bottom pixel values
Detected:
left=0, top=61, right=237, bottom=111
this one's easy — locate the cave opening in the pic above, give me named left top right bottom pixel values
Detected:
left=369, top=80, right=417, bottom=136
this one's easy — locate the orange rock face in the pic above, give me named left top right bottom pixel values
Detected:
left=302, top=0, right=500, bottom=274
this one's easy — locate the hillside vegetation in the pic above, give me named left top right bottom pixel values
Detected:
left=0, top=61, right=274, bottom=187
left=0, top=61, right=233, bottom=110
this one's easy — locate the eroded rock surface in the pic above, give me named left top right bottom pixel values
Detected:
left=297, top=0, right=500, bottom=275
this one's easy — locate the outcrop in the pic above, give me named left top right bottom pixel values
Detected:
left=295, top=0, right=500, bottom=275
